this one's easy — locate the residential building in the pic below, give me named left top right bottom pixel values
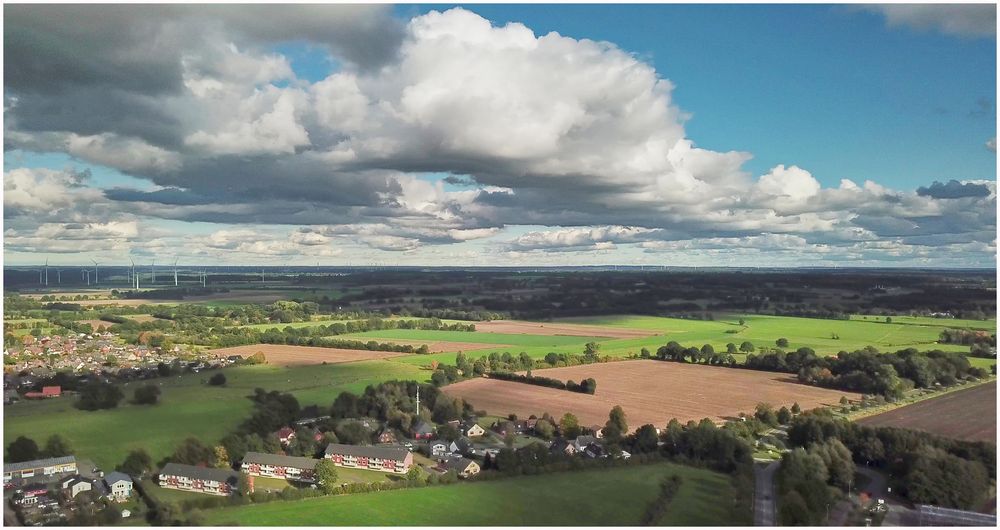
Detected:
left=376, top=428, right=397, bottom=444
left=549, top=439, right=577, bottom=456
left=460, top=421, right=485, bottom=437
left=491, top=420, right=518, bottom=437
left=573, top=435, right=600, bottom=452
left=427, top=440, right=449, bottom=457
left=324, top=444, right=413, bottom=474
left=439, top=457, right=481, bottom=478
left=103, top=472, right=133, bottom=500
left=583, top=442, right=608, bottom=459
left=275, top=427, right=296, bottom=446
left=61, top=476, right=92, bottom=498
left=241, top=452, right=318, bottom=483
left=411, top=420, right=435, bottom=440
left=449, top=437, right=473, bottom=455
left=4, top=456, right=77, bottom=484
left=158, top=463, right=239, bottom=496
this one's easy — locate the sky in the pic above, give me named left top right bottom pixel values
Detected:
left=3, top=4, right=997, bottom=267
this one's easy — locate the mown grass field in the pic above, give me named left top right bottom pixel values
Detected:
left=371, top=313, right=984, bottom=367
left=557, top=314, right=975, bottom=357
left=3, top=361, right=428, bottom=470
left=202, top=462, right=749, bottom=526
left=850, top=314, right=996, bottom=330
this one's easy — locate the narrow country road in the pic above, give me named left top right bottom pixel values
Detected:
left=754, top=461, right=779, bottom=526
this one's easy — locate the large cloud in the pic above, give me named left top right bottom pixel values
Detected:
left=864, top=4, right=996, bottom=38
left=3, top=7, right=996, bottom=266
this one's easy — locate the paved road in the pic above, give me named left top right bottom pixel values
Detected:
left=753, top=461, right=779, bottom=526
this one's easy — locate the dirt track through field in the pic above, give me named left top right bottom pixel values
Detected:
left=857, top=382, right=996, bottom=442
left=207, top=344, right=409, bottom=366
left=475, top=320, right=657, bottom=339
left=444, top=360, right=857, bottom=429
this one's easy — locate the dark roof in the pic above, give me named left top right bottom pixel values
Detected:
left=159, top=463, right=239, bottom=485
left=412, top=420, right=435, bottom=434
left=452, top=437, right=473, bottom=452
left=324, top=443, right=410, bottom=461
left=549, top=439, right=572, bottom=452
left=443, top=457, right=477, bottom=472
left=4, top=455, right=76, bottom=474
left=242, top=452, right=319, bottom=470
left=104, top=472, right=132, bottom=486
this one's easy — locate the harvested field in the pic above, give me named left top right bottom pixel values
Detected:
left=475, top=320, right=657, bottom=339
left=444, top=360, right=857, bottom=428
left=207, top=344, right=409, bottom=366
left=126, top=314, right=163, bottom=322
left=345, top=337, right=507, bottom=353
left=75, top=298, right=167, bottom=307
left=857, top=382, right=996, bottom=442
left=77, top=319, right=116, bottom=330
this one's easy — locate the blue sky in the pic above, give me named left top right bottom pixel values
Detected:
left=3, top=4, right=996, bottom=267
left=396, top=4, right=996, bottom=187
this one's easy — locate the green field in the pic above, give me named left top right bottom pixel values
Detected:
left=236, top=316, right=469, bottom=331
left=348, top=313, right=988, bottom=368
left=203, top=462, right=749, bottom=526
left=557, top=314, right=974, bottom=356
left=851, top=314, right=997, bottom=331
left=3, top=360, right=428, bottom=470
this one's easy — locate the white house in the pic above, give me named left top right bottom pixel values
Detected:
left=103, top=472, right=133, bottom=500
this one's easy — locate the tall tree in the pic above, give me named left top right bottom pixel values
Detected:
left=6, top=436, right=39, bottom=462
left=42, top=434, right=73, bottom=458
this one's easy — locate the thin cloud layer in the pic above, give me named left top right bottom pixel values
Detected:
left=2, top=6, right=995, bottom=266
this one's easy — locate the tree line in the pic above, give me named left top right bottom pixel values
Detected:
left=651, top=340, right=989, bottom=398
left=487, top=371, right=597, bottom=394
left=786, top=410, right=994, bottom=512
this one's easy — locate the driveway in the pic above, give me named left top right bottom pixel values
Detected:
left=754, top=461, right=779, bottom=526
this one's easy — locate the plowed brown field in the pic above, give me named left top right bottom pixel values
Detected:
left=207, top=344, right=409, bottom=366
left=444, top=360, right=858, bottom=429
left=857, top=381, right=996, bottom=442
left=474, top=320, right=656, bottom=339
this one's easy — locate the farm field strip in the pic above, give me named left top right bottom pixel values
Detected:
left=850, top=314, right=997, bottom=330
left=444, top=360, right=858, bottom=428
left=202, top=462, right=747, bottom=526
left=856, top=381, right=996, bottom=442
left=336, top=337, right=512, bottom=353
left=473, top=319, right=659, bottom=339
left=234, top=316, right=472, bottom=331
left=554, top=314, right=973, bottom=355
left=338, top=329, right=604, bottom=347
left=206, top=344, right=411, bottom=366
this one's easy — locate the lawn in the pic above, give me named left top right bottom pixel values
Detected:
left=3, top=360, right=428, bottom=470
left=202, top=461, right=749, bottom=526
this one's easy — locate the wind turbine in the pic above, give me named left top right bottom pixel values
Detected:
left=130, top=258, right=139, bottom=289
left=44, top=259, right=49, bottom=286
left=91, top=259, right=99, bottom=284
left=84, top=269, right=91, bottom=286
left=55, top=269, right=64, bottom=284
left=173, top=258, right=179, bottom=286
left=151, top=260, right=156, bottom=284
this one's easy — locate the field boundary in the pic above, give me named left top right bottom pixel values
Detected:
left=841, top=376, right=997, bottom=422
